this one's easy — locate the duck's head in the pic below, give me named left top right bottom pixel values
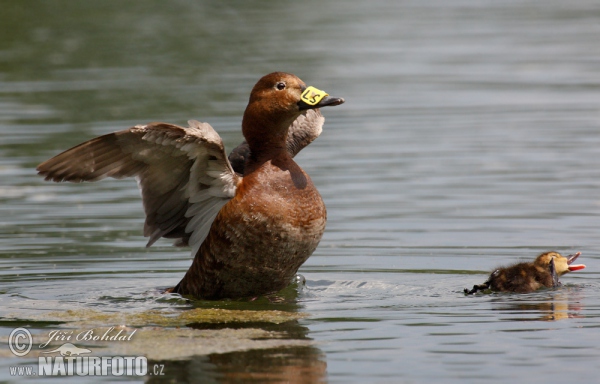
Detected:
left=535, top=251, right=586, bottom=275
left=243, top=72, right=344, bottom=154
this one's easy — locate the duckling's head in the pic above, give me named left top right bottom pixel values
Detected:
left=535, top=251, right=586, bottom=276
left=243, top=72, right=344, bottom=153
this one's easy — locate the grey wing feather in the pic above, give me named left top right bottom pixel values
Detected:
left=37, top=121, right=239, bottom=250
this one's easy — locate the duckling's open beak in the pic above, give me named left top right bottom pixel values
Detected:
left=298, top=85, right=345, bottom=110
left=567, top=252, right=586, bottom=271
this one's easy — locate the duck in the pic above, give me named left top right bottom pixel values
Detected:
left=464, top=251, right=585, bottom=294
left=36, top=72, right=344, bottom=299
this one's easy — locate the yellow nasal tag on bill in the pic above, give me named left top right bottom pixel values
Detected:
left=301, top=86, right=328, bottom=106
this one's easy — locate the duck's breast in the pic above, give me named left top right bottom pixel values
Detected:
left=200, top=159, right=326, bottom=296
left=229, top=159, right=326, bottom=263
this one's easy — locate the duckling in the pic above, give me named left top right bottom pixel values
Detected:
left=465, top=251, right=585, bottom=294
left=37, top=72, right=344, bottom=299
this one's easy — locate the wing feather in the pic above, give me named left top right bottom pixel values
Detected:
left=37, top=121, right=239, bottom=249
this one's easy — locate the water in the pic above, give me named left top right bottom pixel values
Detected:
left=2, top=1, right=600, bottom=382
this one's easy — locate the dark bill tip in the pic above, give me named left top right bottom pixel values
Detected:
left=298, top=95, right=345, bottom=110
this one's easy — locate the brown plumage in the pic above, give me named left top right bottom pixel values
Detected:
left=228, top=108, right=324, bottom=175
left=37, top=72, right=344, bottom=299
left=465, top=251, right=585, bottom=294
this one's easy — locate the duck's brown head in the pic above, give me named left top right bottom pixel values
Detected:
left=535, top=251, right=586, bottom=276
left=242, top=72, right=344, bottom=155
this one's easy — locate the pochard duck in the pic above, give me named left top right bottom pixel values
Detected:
left=464, top=251, right=585, bottom=294
left=37, top=72, right=344, bottom=299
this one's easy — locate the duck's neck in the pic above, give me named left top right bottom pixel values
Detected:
left=242, top=102, right=298, bottom=168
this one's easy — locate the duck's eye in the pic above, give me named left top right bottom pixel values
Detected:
left=276, top=82, right=286, bottom=90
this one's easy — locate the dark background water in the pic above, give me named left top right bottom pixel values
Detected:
left=2, top=1, right=600, bottom=382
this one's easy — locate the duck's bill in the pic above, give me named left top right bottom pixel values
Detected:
left=567, top=252, right=586, bottom=271
left=315, top=95, right=345, bottom=107
left=298, top=86, right=345, bottom=110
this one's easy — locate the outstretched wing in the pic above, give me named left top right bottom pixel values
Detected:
left=37, top=120, right=239, bottom=253
left=284, top=108, right=324, bottom=157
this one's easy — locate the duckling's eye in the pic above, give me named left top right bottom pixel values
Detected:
left=275, top=82, right=286, bottom=91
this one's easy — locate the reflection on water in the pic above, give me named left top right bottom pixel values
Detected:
left=489, top=291, right=585, bottom=322
left=158, top=319, right=327, bottom=384
left=149, top=346, right=326, bottom=384
left=2, top=0, right=600, bottom=383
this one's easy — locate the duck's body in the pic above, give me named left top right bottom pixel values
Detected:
left=174, top=153, right=326, bottom=298
left=465, top=251, right=585, bottom=294
left=37, top=72, right=344, bottom=299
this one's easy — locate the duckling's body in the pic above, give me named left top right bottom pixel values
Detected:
left=37, top=72, right=344, bottom=300
left=465, top=252, right=585, bottom=294
left=477, top=261, right=558, bottom=294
